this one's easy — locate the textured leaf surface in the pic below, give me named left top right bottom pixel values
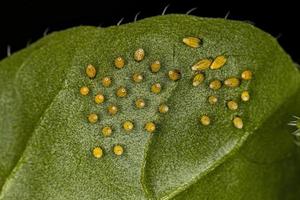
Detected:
left=0, top=14, right=299, bottom=200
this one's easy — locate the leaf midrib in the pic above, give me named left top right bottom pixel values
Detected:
left=163, top=85, right=300, bottom=200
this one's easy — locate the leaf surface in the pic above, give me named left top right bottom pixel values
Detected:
left=0, top=15, right=299, bottom=200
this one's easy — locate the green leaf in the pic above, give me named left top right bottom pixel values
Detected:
left=0, top=14, right=299, bottom=199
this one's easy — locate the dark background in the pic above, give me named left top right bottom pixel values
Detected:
left=0, top=0, right=299, bottom=63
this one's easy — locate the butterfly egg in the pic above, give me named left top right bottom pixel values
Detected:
left=92, top=147, right=103, bottom=158
left=116, top=86, right=127, bottom=97
left=192, top=59, right=212, bottom=71
left=80, top=86, right=90, bottom=96
left=123, top=121, right=134, bottom=132
left=113, top=145, right=124, bottom=156
left=192, top=73, right=205, bottom=86
left=132, top=73, right=143, bottom=83
left=102, top=76, right=112, bottom=87
left=241, top=91, right=250, bottom=101
left=150, top=60, right=161, bottom=73
left=102, top=126, right=112, bottom=137
left=134, top=48, right=145, bottom=61
left=227, top=100, right=238, bottom=110
left=199, top=115, right=211, bottom=126
left=241, top=70, right=253, bottom=80
left=209, top=80, right=222, bottom=90
left=145, top=122, right=156, bottom=133
left=88, top=113, right=98, bottom=124
left=182, top=37, right=201, bottom=48
left=159, top=104, right=169, bottom=114
left=108, top=105, right=118, bottom=115
left=224, top=77, right=240, bottom=88
left=95, top=93, right=105, bottom=104
left=210, top=55, right=227, bottom=70
left=135, top=98, right=146, bottom=109
left=86, top=64, right=97, bottom=78
left=114, top=57, right=125, bottom=69
left=168, top=69, right=181, bottom=81
left=208, top=95, right=218, bottom=105
left=233, top=116, right=243, bottom=129
left=151, top=83, right=162, bottom=94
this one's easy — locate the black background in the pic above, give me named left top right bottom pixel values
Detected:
left=0, top=0, right=299, bottom=63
